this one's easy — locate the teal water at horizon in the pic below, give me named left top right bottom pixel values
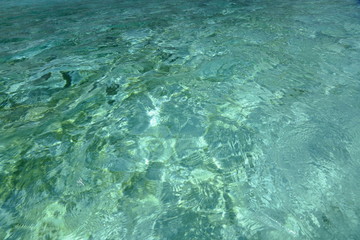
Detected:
left=1, top=0, right=360, bottom=239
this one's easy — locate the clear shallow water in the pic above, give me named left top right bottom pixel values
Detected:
left=1, top=0, right=360, bottom=239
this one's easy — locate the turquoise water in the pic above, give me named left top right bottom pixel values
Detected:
left=1, top=0, right=360, bottom=239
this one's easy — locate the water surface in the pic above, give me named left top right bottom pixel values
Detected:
left=1, top=0, right=360, bottom=239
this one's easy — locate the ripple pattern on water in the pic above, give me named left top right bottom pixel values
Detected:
left=1, top=0, right=360, bottom=239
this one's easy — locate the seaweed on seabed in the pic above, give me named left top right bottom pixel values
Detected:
left=106, top=83, right=119, bottom=96
left=60, top=71, right=72, bottom=88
